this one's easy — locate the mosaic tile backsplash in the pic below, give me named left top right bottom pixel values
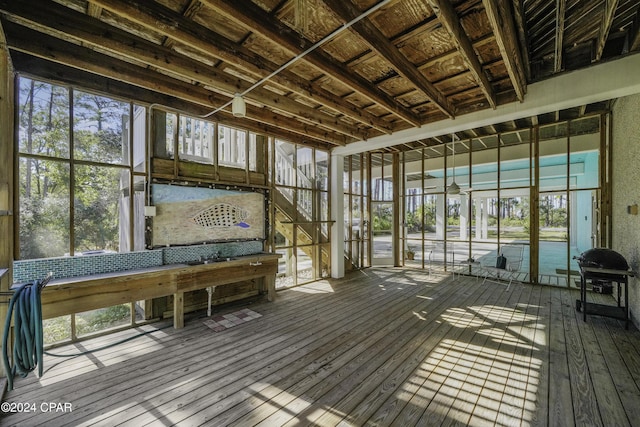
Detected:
left=12, top=241, right=265, bottom=283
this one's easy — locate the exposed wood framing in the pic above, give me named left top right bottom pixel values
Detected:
left=0, top=19, right=12, bottom=378
left=322, top=0, right=455, bottom=118
left=596, top=0, right=620, bottom=61
left=0, top=0, right=635, bottom=151
left=482, top=0, right=527, bottom=101
left=204, top=0, right=422, bottom=127
left=554, top=0, right=566, bottom=72
left=426, top=0, right=497, bottom=109
left=81, top=0, right=394, bottom=134
left=630, top=13, right=640, bottom=51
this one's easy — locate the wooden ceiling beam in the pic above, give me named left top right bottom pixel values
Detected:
left=2, top=22, right=351, bottom=147
left=511, top=0, right=532, bottom=82
left=204, top=0, right=422, bottom=127
left=86, top=2, right=102, bottom=18
left=426, top=0, right=497, bottom=109
left=553, top=0, right=566, bottom=72
left=321, top=0, right=455, bottom=119
left=595, top=0, right=620, bottom=61
left=84, top=0, right=392, bottom=134
left=10, top=51, right=336, bottom=151
left=482, top=0, right=527, bottom=101
left=629, top=12, right=640, bottom=52
left=0, top=0, right=371, bottom=140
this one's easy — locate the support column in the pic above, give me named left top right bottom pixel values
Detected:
left=330, top=153, right=345, bottom=278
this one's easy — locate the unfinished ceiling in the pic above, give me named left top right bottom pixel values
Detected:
left=0, top=0, right=638, bottom=151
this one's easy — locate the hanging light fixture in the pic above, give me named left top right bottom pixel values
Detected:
left=447, top=133, right=461, bottom=195
left=232, top=93, right=246, bottom=118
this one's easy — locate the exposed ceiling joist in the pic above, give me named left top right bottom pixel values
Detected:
left=554, top=0, right=566, bottom=72
left=334, top=53, right=640, bottom=155
left=596, top=0, right=620, bottom=61
left=482, top=0, right=527, bottom=101
left=85, top=0, right=393, bottom=134
left=0, top=0, right=637, bottom=152
left=426, top=0, right=497, bottom=109
left=322, top=0, right=455, bottom=119
left=204, top=0, right=422, bottom=127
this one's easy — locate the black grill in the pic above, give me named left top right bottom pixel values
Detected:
left=575, top=248, right=633, bottom=329
left=575, top=247, right=629, bottom=270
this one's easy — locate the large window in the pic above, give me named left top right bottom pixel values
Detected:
left=17, top=77, right=146, bottom=259
left=271, top=139, right=330, bottom=287
left=153, top=110, right=257, bottom=171
left=347, top=114, right=607, bottom=287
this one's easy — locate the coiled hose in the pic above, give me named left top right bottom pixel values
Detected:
left=2, top=276, right=50, bottom=390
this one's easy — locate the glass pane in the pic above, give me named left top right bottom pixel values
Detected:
left=500, top=134, right=531, bottom=189
left=74, top=91, right=129, bottom=165
left=570, top=189, right=597, bottom=277
left=296, top=224, right=312, bottom=246
left=219, top=125, right=246, bottom=168
left=19, top=158, right=70, bottom=259
left=160, top=111, right=176, bottom=159
left=372, top=202, right=393, bottom=265
left=472, top=191, right=498, bottom=243
left=275, top=226, right=292, bottom=248
left=538, top=193, right=569, bottom=286
left=316, top=150, right=329, bottom=191
left=318, top=192, right=329, bottom=243
left=178, top=116, right=214, bottom=164
left=133, top=176, right=146, bottom=251
left=275, top=139, right=294, bottom=187
left=296, top=246, right=313, bottom=284
left=569, top=118, right=600, bottom=190
left=297, top=189, right=312, bottom=221
left=423, top=194, right=438, bottom=239
left=133, top=105, right=146, bottom=172
left=539, top=123, right=568, bottom=192
left=18, top=78, right=70, bottom=158
left=471, top=139, right=497, bottom=191
left=248, top=132, right=258, bottom=172
left=424, top=146, right=445, bottom=195
left=361, top=154, right=368, bottom=197
left=297, top=146, right=313, bottom=188
left=320, top=244, right=330, bottom=278
left=74, top=165, right=124, bottom=253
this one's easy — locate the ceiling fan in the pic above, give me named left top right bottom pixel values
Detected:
left=422, top=133, right=472, bottom=195
left=446, top=134, right=472, bottom=195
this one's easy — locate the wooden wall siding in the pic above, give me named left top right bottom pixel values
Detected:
left=0, top=20, right=14, bottom=378
left=151, top=158, right=268, bottom=187
left=4, top=269, right=640, bottom=426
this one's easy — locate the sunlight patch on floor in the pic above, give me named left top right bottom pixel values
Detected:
left=290, top=281, right=335, bottom=293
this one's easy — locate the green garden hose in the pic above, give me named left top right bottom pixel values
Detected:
left=2, top=276, right=49, bottom=390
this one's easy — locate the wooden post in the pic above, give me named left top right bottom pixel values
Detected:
left=173, top=291, right=184, bottom=329
left=0, top=22, right=15, bottom=378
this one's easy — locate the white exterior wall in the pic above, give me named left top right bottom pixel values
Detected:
left=612, top=93, right=640, bottom=328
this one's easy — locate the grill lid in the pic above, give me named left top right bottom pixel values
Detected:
left=576, top=248, right=629, bottom=271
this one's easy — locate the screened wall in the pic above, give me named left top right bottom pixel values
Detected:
left=343, top=114, right=608, bottom=287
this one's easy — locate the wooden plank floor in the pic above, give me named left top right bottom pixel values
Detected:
left=2, top=268, right=640, bottom=426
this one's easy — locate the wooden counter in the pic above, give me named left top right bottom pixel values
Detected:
left=40, top=253, right=280, bottom=328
